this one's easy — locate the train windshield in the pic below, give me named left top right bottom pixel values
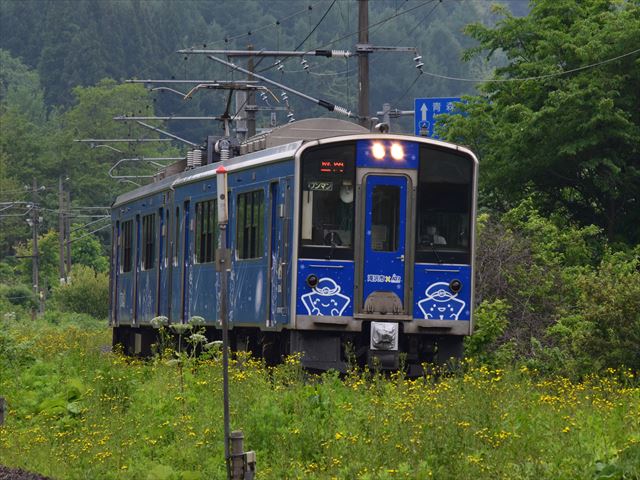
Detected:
left=299, top=143, right=356, bottom=259
left=416, top=147, right=473, bottom=263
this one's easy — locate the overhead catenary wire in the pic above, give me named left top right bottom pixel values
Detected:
left=391, top=0, right=440, bottom=106
left=68, top=222, right=111, bottom=244
left=208, top=54, right=356, bottom=118
left=293, top=0, right=337, bottom=51
left=70, top=216, right=110, bottom=234
left=259, top=0, right=435, bottom=73
left=416, top=47, right=640, bottom=83
left=206, top=3, right=319, bottom=48
left=258, top=0, right=435, bottom=74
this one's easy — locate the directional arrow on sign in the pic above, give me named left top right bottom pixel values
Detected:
left=421, top=103, right=428, bottom=122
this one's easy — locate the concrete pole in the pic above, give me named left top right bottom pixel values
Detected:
left=358, top=0, right=369, bottom=127
left=58, top=176, right=66, bottom=283
left=65, top=190, right=72, bottom=277
left=31, top=178, right=40, bottom=316
left=247, top=45, right=256, bottom=138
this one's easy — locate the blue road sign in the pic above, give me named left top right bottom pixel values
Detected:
left=414, top=97, right=462, bottom=138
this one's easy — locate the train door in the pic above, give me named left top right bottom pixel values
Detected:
left=133, top=214, right=141, bottom=323
left=268, top=179, right=290, bottom=327
left=182, top=200, right=191, bottom=322
left=360, top=174, right=412, bottom=316
left=157, top=207, right=167, bottom=317
left=111, top=221, right=120, bottom=326
left=170, top=206, right=181, bottom=322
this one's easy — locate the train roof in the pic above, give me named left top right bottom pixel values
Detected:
left=112, top=118, right=476, bottom=209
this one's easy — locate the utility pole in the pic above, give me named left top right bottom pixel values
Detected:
left=65, top=189, right=72, bottom=278
left=247, top=45, right=256, bottom=138
left=358, top=0, right=370, bottom=127
left=31, top=178, right=42, bottom=316
left=58, top=176, right=66, bottom=284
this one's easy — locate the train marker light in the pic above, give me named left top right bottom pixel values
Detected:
left=371, top=142, right=385, bottom=160
left=306, top=274, right=319, bottom=288
left=390, top=143, right=404, bottom=161
left=449, top=279, right=462, bottom=294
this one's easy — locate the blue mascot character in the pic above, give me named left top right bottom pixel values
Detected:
left=301, top=277, right=351, bottom=316
left=417, top=282, right=465, bottom=320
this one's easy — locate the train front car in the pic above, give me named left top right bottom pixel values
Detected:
left=292, top=135, right=477, bottom=372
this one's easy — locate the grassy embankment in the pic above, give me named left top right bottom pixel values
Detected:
left=0, top=318, right=638, bottom=480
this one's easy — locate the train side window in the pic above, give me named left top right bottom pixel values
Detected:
left=195, top=199, right=217, bottom=263
left=174, top=207, right=180, bottom=267
left=299, top=143, right=356, bottom=260
left=236, top=190, right=264, bottom=259
left=141, top=214, right=155, bottom=270
left=416, top=146, right=473, bottom=263
left=121, top=220, right=133, bottom=273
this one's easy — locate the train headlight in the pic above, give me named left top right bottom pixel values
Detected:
left=371, top=142, right=385, bottom=160
left=390, top=143, right=404, bottom=161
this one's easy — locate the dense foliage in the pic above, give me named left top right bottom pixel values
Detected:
left=442, top=0, right=640, bottom=244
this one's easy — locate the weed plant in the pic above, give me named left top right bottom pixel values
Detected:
left=0, top=318, right=638, bottom=479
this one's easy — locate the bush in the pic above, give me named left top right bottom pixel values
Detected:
left=0, top=283, right=37, bottom=310
left=53, top=265, right=109, bottom=319
left=549, top=249, right=640, bottom=373
left=465, top=299, right=513, bottom=365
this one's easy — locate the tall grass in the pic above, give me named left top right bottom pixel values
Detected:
left=0, top=319, right=638, bottom=479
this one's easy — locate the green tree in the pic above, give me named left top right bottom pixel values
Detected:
left=0, top=49, right=46, bottom=123
left=53, top=264, right=109, bottom=318
left=50, top=79, right=180, bottom=209
left=15, top=229, right=108, bottom=290
left=443, top=0, right=640, bottom=244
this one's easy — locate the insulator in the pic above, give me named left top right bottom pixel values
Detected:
left=333, top=105, right=352, bottom=117
left=331, top=50, right=351, bottom=58
left=260, top=92, right=268, bottom=101
left=413, top=55, right=422, bottom=62
left=301, top=59, right=309, bottom=71
left=276, top=62, right=284, bottom=72
left=415, top=62, right=424, bottom=69
left=186, top=150, right=194, bottom=169
left=280, top=92, right=289, bottom=101
left=288, top=116, right=296, bottom=123
left=220, top=148, right=230, bottom=162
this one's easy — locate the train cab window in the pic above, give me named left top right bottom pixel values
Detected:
left=416, top=147, right=473, bottom=263
left=121, top=220, right=133, bottom=273
left=195, top=199, right=217, bottom=263
left=299, top=143, right=356, bottom=259
left=371, top=185, right=400, bottom=252
left=141, top=214, right=155, bottom=270
left=236, top=190, right=264, bottom=259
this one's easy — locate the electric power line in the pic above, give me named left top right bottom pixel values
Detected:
left=207, top=3, right=319, bottom=48
left=416, top=47, right=640, bottom=84
left=258, top=0, right=435, bottom=75
left=294, top=0, right=337, bottom=51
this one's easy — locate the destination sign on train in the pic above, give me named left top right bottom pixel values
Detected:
left=320, top=160, right=345, bottom=174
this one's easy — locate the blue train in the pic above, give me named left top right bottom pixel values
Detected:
left=110, top=118, right=478, bottom=372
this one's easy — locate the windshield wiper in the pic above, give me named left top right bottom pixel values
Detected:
left=430, top=242, right=443, bottom=264
left=326, top=235, right=338, bottom=260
